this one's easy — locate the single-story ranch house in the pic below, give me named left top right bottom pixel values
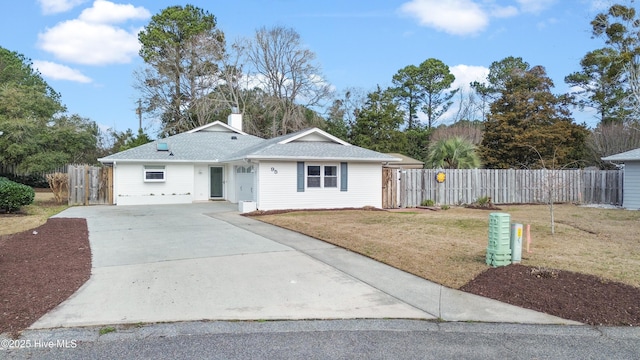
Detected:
left=98, top=114, right=399, bottom=211
left=603, top=148, right=640, bottom=210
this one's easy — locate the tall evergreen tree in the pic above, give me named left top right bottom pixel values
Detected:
left=137, top=5, right=225, bottom=136
left=565, top=48, right=630, bottom=125
left=471, top=56, right=529, bottom=120
left=418, top=58, right=458, bottom=129
left=479, top=66, right=588, bottom=169
left=0, top=47, right=99, bottom=173
left=350, top=86, right=407, bottom=153
left=389, top=58, right=458, bottom=129
left=591, top=3, right=640, bottom=119
left=390, top=64, right=423, bottom=129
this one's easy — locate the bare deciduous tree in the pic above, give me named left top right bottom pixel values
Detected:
left=528, top=147, right=582, bottom=235
left=587, top=122, right=640, bottom=168
left=625, top=60, right=640, bottom=118
left=449, top=91, right=484, bottom=124
left=431, top=120, right=484, bottom=145
left=245, top=26, right=332, bottom=137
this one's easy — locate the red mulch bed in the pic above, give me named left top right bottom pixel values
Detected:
left=461, top=264, right=640, bottom=326
left=0, top=218, right=91, bottom=336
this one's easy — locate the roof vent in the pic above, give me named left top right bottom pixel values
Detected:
left=231, top=136, right=237, bottom=140
left=157, top=142, right=169, bottom=151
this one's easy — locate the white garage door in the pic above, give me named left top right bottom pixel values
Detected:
left=236, top=165, right=255, bottom=201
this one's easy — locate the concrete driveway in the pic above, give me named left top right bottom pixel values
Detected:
left=31, top=203, right=577, bottom=329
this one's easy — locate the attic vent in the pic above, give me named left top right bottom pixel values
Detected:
left=157, top=142, right=169, bottom=151
left=231, top=136, right=237, bottom=140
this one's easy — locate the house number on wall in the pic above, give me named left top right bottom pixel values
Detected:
left=271, top=167, right=278, bottom=174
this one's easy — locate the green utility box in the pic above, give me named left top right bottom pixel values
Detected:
left=486, top=213, right=512, bottom=267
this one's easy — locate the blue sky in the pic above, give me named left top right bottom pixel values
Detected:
left=0, top=0, right=622, bottom=136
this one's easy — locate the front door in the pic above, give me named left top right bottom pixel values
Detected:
left=210, top=167, right=223, bottom=198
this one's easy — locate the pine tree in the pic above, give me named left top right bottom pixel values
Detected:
left=479, top=66, right=588, bottom=169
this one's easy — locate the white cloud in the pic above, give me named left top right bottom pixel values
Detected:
left=38, top=20, right=142, bottom=65
left=79, top=0, right=150, bottom=24
left=450, top=64, right=489, bottom=92
left=38, top=0, right=87, bottom=14
left=37, top=1, right=151, bottom=66
left=516, top=0, right=557, bottom=14
left=398, top=0, right=489, bottom=36
left=399, top=0, right=560, bottom=36
left=33, top=60, right=92, bottom=83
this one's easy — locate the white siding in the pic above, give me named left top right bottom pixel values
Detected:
left=256, top=161, right=382, bottom=211
left=193, top=164, right=209, bottom=201
left=114, top=163, right=194, bottom=205
left=624, top=161, right=640, bottom=210
left=224, top=164, right=236, bottom=203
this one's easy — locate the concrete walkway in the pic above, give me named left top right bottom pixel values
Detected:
left=31, top=203, right=579, bottom=329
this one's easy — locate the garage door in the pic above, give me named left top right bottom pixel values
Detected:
left=236, top=165, right=255, bottom=201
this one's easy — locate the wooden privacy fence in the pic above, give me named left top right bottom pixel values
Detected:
left=383, top=168, right=623, bottom=208
left=68, top=165, right=113, bottom=205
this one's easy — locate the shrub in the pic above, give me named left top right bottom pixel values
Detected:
left=0, top=177, right=35, bottom=213
left=46, top=173, right=68, bottom=203
left=0, top=173, right=48, bottom=188
left=420, top=199, right=435, bottom=207
left=475, top=196, right=491, bottom=207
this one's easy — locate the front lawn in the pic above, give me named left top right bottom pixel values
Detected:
left=254, top=204, right=640, bottom=289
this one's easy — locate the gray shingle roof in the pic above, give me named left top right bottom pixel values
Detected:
left=244, top=142, right=398, bottom=161
left=226, top=128, right=398, bottom=161
left=99, top=131, right=264, bottom=163
left=99, top=126, right=399, bottom=163
left=602, top=148, right=640, bottom=162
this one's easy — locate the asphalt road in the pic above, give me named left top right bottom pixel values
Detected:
left=4, top=320, right=639, bottom=359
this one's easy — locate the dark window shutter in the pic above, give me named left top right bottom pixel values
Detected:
left=297, top=162, right=305, bottom=192
left=340, top=162, right=348, bottom=191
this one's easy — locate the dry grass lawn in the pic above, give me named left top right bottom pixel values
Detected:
left=255, top=204, right=640, bottom=289
left=0, top=191, right=68, bottom=236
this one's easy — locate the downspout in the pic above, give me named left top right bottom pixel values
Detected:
left=112, top=161, right=117, bottom=205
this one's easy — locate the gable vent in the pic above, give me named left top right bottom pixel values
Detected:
left=157, top=142, right=169, bottom=151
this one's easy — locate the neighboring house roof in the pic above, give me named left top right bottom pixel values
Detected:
left=602, top=148, right=640, bottom=162
left=98, top=122, right=400, bottom=164
left=384, top=153, right=425, bottom=168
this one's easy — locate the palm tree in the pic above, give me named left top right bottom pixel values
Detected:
left=427, top=137, right=481, bottom=169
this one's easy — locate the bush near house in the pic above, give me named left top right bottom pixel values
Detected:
left=0, top=177, right=35, bottom=213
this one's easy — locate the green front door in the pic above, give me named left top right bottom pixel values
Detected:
left=210, top=167, right=223, bottom=198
